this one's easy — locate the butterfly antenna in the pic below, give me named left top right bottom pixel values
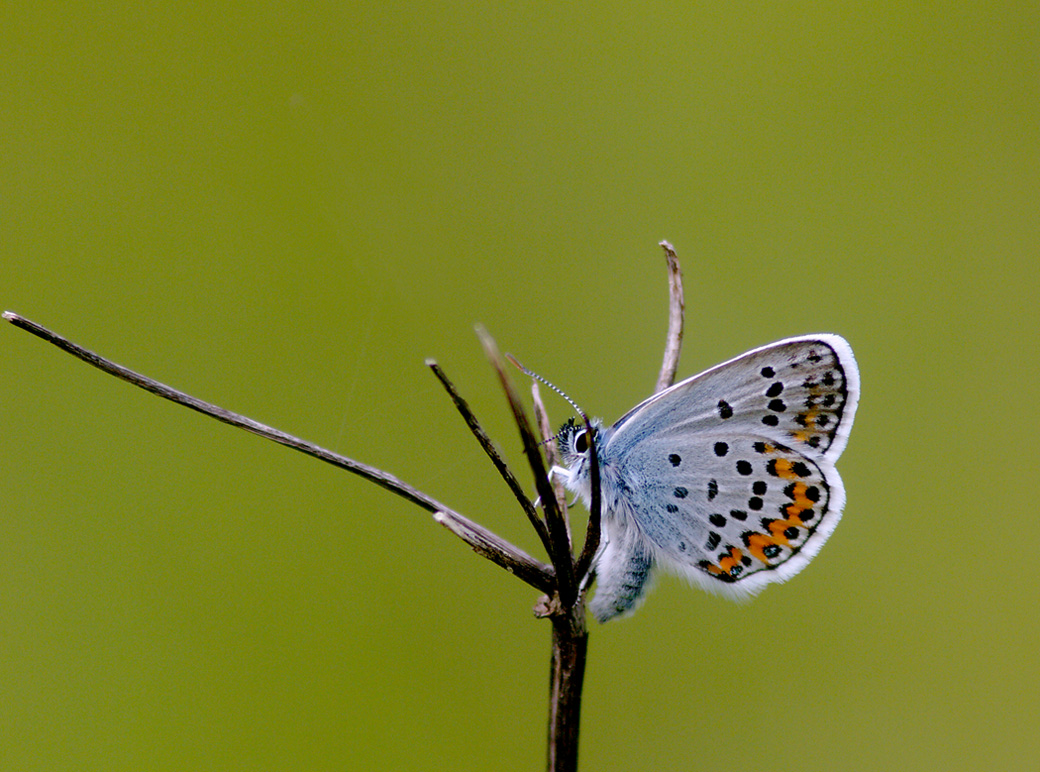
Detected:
left=505, top=353, right=588, bottom=421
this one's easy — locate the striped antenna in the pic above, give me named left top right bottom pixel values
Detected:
left=505, top=353, right=587, bottom=421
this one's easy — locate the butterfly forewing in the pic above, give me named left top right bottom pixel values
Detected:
left=611, top=335, right=858, bottom=463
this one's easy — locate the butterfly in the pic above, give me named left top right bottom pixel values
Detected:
left=555, top=335, right=860, bottom=623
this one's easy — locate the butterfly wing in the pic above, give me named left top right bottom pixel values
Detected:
left=612, top=335, right=858, bottom=463
left=604, top=335, right=859, bottom=599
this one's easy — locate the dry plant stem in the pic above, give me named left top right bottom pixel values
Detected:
left=2, top=311, right=554, bottom=594
left=531, top=382, right=570, bottom=541
left=545, top=418, right=599, bottom=772
left=655, top=240, right=685, bottom=394
left=426, top=359, right=551, bottom=551
left=478, top=326, right=578, bottom=606
left=532, top=385, right=598, bottom=772
left=477, top=327, right=597, bottom=772
left=547, top=607, right=588, bottom=772
left=573, top=411, right=602, bottom=582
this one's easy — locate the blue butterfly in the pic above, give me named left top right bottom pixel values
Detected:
left=556, top=335, right=860, bottom=622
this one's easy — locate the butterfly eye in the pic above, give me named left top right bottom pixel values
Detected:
left=574, top=430, right=588, bottom=454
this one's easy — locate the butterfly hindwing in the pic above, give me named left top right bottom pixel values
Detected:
left=616, top=431, right=838, bottom=597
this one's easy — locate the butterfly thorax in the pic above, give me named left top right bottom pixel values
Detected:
left=556, top=417, right=655, bottom=622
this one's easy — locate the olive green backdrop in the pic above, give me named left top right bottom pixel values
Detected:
left=3, top=3, right=1038, bottom=770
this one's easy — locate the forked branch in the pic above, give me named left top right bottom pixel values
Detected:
left=4, top=241, right=685, bottom=772
left=1, top=311, right=554, bottom=594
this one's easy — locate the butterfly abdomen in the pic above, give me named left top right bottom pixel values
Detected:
left=589, top=517, right=655, bottom=623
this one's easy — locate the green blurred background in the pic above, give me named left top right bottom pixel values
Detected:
left=3, top=3, right=1038, bottom=770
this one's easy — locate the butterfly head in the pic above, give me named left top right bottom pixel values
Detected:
left=555, top=417, right=609, bottom=493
